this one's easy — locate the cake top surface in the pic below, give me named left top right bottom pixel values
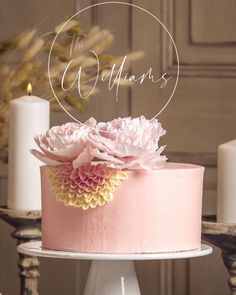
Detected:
left=161, top=162, right=204, bottom=170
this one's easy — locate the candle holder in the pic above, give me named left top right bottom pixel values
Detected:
left=202, top=215, right=236, bottom=295
left=0, top=206, right=41, bottom=295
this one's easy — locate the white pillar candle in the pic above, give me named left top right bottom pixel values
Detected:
left=217, top=139, right=236, bottom=223
left=8, top=84, right=50, bottom=210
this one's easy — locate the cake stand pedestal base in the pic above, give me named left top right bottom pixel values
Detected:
left=17, top=241, right=212, bottom=295
left=84, top=260, right=140, bottom=295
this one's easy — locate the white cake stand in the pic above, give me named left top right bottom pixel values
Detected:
left=17, top=241, right=212, bottom=295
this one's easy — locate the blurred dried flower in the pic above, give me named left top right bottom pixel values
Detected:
left=18, top=29, right=36, bottom=49
left=0, top=18, right=143, bottom=156
left=0, top=105, right=9, bottom=149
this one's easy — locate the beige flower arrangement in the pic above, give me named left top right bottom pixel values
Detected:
left=0, top=18, right=143, bottom=156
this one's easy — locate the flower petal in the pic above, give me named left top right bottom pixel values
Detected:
left=91, top=148, right=124, bottom=164
left=72, top=146, right=95, bottom=168
left=30, top=149, right=62, bottom=166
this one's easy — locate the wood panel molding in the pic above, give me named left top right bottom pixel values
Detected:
left=161, top=0, right=236, bottom=77
left=167, top=151, right=217, bottom=167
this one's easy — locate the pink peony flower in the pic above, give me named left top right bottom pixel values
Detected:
left=32, top=116, right=167, bottom=170
left=88, top=116, right=167, bottom=170
left=31, top=118, right=96, bottom=167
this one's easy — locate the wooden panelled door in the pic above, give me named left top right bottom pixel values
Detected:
left=0, top=0, right=236, bottom=294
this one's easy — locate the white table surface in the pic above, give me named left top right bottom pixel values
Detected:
left=17, top=241, right=213, bottom=261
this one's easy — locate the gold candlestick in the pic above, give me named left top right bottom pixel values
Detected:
left=0, top=206, right=41, bottom=295
left=203, top=215, right=236, bottom=295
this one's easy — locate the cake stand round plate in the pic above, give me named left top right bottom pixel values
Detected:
left=18, top=242, right=212, bottom=295
left=17, top=241, right=212, bottom=260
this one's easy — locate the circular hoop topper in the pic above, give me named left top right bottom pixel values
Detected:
left=48, top=2, right=179, bottom=125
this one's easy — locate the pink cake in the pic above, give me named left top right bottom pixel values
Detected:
left=32, top=117, right=204, bottom=254
left=40, top=162, right=204, bottom=253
